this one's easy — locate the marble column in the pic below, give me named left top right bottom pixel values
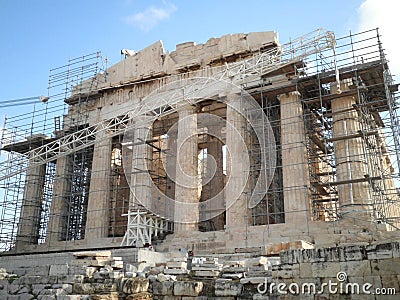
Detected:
left=202, top=135, right=225, bottom=230
left=129, top=118, right=153, bottom=210
left=278, top=91, right=310, bottom=225
left=46, top=156, right=71, bottom=244
left=225, top=95, right=250, bottom=229
left=85, top=132, right=112, bottom=239
left=15, top=161, right=46, bottom=250
left=165, top=126, right=177, bottom=220
left=174, top=106, right=199, bottom=232
left=331, top=79, right=371, bottom=221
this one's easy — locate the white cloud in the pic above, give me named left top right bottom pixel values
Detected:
left=124, top=2, right=177, bottom=32
left=357, top=0, right=400, bottom=78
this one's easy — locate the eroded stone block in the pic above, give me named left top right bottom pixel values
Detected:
left=371, top=258, right=400, bottom=276
left=120, top=277, right=149, bottom=294
left=166, top=261, right=187, bottom=269
left=73, top=251, right=111, bottom=258
left=215, top=280, right=242, bottom=297
left=152, top=281, right=174, bottom=295
left=57, top=275, right=84, bottom=284
left=339, top=260, right=371, bottom=277
left=173, top=281, right=203, bottom=296
left=311, top=262, right=340, bottom=278
left=194, top=270, right=220, bottom=277
left=49, top=264, right=69, bottom=276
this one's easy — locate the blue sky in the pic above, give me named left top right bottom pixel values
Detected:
left=0, top=0, right=398, bottom=124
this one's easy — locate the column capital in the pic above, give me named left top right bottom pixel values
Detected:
left=224, top=92, right=243, bottom=103
left=176, top=104, right=197, bottom=115
left=330, top=78, right=355, bottom=94
left=133, top=115, right=154, bottom=128
left=277, top=91, right=301, bottom=102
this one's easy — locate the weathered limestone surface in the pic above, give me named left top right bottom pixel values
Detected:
left=173, top=281, right=203, bottom=296
left=15, top=161, right=46, bottom=249
left=331, top=79, right=371, bottom=222
left=46, top=156, right=72, bottom=244
left=199, top=135, right=225, bottom=230
left=120, top=278, right=149, bottom=294
left=174, top=106, right=199, bottom=232
left=274, top=242, right=400, bottom=299
left=225, top=93, right=250, bottom=229
left=278, top=91, right=310, bottom=225
left=156, top=250, right=188, bottom=276
left=1, top=242, right=400, bottom=299
left=85, top=133, right=112, bottom=239
left=129, top=117, right=153, bottom=210
left=97, top=32, right=278, bottom=90
left=192, top=257, right=222, bottom=278
left=215, top=279, right=243, bottom=296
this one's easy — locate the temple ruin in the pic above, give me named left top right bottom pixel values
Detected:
left=0, top=28, right=399, bottom=299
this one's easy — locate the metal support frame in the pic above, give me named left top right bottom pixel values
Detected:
left=120, top=208, right=170, bottom=247
left=0, top=29, right=336, bottom=181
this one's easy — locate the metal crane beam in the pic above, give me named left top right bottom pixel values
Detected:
left=0, top=28, right=336, bottom=182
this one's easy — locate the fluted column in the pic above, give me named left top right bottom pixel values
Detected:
left=200, top=135, right=225, bottom=230
left=225, top=95, right=250, bottom=229
left=129, top=118, right=153, bottom=210
left=85, top=132, right=112, bottom=239
left=46, top=156, right=71, bottom=244
left=278, top=91, right=310, bottom=225
left=331, top=79, right=371, bottom=221
left=174, top=106, right=199, bottom=232
left=15, top=161, right=46, bottom=250
left=165, top=126, right=177, bottom=220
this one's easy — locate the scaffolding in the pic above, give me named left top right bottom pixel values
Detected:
left=298, top=29, right=400, bottom=229
left=0, top=52, right=107, bottom=250
left=0, top=28, right=399, bottom=254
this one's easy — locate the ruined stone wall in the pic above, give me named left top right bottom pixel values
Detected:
left=66, top=31, right=278, bottom=130
left=1, top=242, right=398, bottom=299
left=74, top=32, right=278, bottom=94
left=272, top=242, right=400, bottom=299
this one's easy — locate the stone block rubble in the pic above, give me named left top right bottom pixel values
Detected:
left=191, top=257, right=222, bottom=278
left=162, top=252, right=189, bottom=276
left=0, top=242, right=399, bottom=299
left=0, top=250, right=152, bottom=300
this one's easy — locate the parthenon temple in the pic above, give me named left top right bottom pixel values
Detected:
left=0, top=28, right=400, bottom=299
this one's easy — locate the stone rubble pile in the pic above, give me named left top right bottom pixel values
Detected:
left=220, top=260, right=247, bottom=280
left=150, top=278, right=203, bottom=300
left=191, top=257, right=222, bottom=278
left=0, top=270, right=85, bottom=300
left=1, top=241, right=399, bottom=299
left=215, top=278, right=243, bottom=297
left=72, top=251, right=112, bottom=267
left=239, top=257, right=272, bottom=285
left=270, top=242, right=400, bottom=299
left=0, top=267, right=17, bottom=281
left=0, top=250, right=151, bottom=300
left=162, top=252, right=189, bottom=276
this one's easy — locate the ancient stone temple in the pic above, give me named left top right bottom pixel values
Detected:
left=0, top=28, right=399, bottom=299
